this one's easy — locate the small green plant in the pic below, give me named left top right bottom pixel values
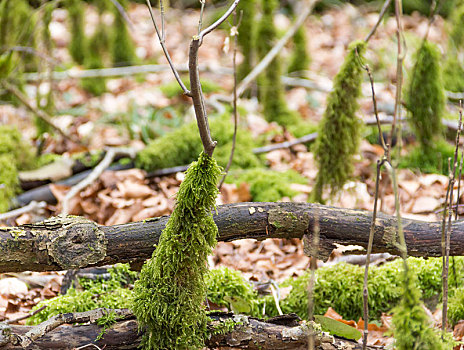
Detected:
left=237, top=0, right=257, bottom=81
left=226, top=168, right=307, bottom=202
left=131, top=152, right=222, bottom=350
left=404, top=40, right=445, bottom=150
left=67, top=0, right=87, bottom=65
left=111, top=0, right=137, bottom=66
left=256, top=0, right=300, bottom=126
left=312, top=40, right=366, bottom=202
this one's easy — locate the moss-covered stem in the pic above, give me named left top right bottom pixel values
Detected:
left=236, top=0, right=316, bottom=99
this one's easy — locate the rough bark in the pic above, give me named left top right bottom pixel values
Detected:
left=0, top=202, right=462, bottom=273
left=1, top=312, right=376, bottom=350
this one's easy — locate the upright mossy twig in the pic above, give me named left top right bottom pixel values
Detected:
left=312, top=40, right=366, bottom=203
left=288, top=20, right=310, bottom=76
left=111, top=0, right=137, bottom=66
left=404, top=40, right=445, bottom=151
left=236, top=0, right=256, bottom=82
left=132, top=152, right=221, bottom=349
left=256, top=0, right=298, bottom=126
left=67, top=0, right=87, bottom=65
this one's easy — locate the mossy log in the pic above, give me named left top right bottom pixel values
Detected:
left=1, top=311, right=375, bottom=350
left=0, top=202, right=463, bottom=273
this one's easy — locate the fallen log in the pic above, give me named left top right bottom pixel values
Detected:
left=0, top=202, right=461, bottom=273
left=0, top=310, right=375, bottom=350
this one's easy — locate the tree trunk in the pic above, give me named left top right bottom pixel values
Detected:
left=0, top=202, right=460, bottom=273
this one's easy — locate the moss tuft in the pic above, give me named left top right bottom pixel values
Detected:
left=225, top=168, right=307, bottom=202
left=0, top=155, right=19, bottom=213
left=404, top=40, right=445, bottom=151
left=135, top=114, right=262, bottom=171
left=0, top=125, right=35, bottom=170
left=312, top=40, right=366, bottom=202
left=448, top=287, right=464, bottom=326
left=131, top=152, right=222, bottom=350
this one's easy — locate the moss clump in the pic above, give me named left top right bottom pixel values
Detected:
left=392, top=265, right=445, bottom=350
left=237, top=0, right=257, bottom=81
left=27, top=264, right=137, bottom=325
left=67, top=0, right=86, bottom=65
left=206, top=267, right=261, bottom=317
left=398, top=139, right=456, bottom=175
left=443, top=4, right=464, bottom=92
left=288, top=25, right=310, bottom=76
left=312, top=40, right=366, bottom=203
left=111, top=0, right=136, bottom=66
left=135, top=114, right=262, bottom=171
left=265, top=257, right=464, bottom=322
left=0, top=155, right=19, bottom=213
left=404, top=41, right=445, bottom=151
left=226, top=168, right=307, bottom=202
left=131, top=152, right=221, bottom=350
left=0, top=125, right=35, bottom=170
left=256, top=0, right=300, bottom=127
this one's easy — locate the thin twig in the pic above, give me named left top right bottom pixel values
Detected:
left=442, top=109, right=463, bottom=332
left=145, top=0, right=191, bottom=96
left=364, top=0, right=393, bottom=43
left=198, top=0, right=206, bottom=35
left=219, top=11, right=239, bottom=189
left=2, top=82, right=80, bottom=144
left=109, top=0, right=135, bottom=30
left=307, top=208, right=320, bottom=350
left=61, top=148, right=137, bottom=216
left=235, top=0, right=316, bottom=98
left=197, top=0, right=241, bottom=43
left=0, top=201, right=47, bottom=222
left=6, top=306, right=47, bottom=325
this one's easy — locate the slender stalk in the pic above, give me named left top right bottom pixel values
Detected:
left=364, top=0, right=393, bottom=43
left=307, top=208, right=320, bottom=350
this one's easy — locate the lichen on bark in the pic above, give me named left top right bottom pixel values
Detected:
left=312, top=40, right=366, bottom=203
left=131, top=152, right=221, bottom=350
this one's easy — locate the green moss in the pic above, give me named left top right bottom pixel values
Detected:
left=206, top=267, right=261, bottom=317
left=312, top=40, right=366, bottom=202
left=27, top=264, right=137, bottom=325
left=448, top=3, right=464, bottom=49
left=67, top=0, right=87, bottom=65
left=265, top=257, right=464, bottom=322
left=443, top=54, right=464, bottom=93
left=160, top=78, right=221, bottom=98
left=392, top=264, right=445, bottom=350
left=256, top=0, right=299, bottom=127
left=135, top=114, right=262, bottom=171
left=398, top=139, right=456, bottom=175
left=111, top=0, right=136, bottom=66
left=404, top=41, right=445, bottom=151
left=288, top=25, right=310, bottom=76
left=131, top=152, right=221, bottom=350
left=287, top=118, right=318, bottom=139
left=237, top=0, right=257, bottom=81
left=225, top=168, right=307, bottom=202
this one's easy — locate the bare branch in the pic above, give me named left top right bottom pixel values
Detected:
left=198, top=0, right=241, bottom=43
left=364, top=0, right=393, bottom=43
left=109, top=0, right=135, bottom=30
left=0, top=201, right=47, bottom=223
left=145, top=0, right=191, bottom=96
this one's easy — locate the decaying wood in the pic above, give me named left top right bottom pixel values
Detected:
left=0, top=311, right=376, bottom=350
left=0, top=202, right=463, bottom=273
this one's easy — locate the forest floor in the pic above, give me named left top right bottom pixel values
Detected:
left=0, top=1, right=463, bottom=347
